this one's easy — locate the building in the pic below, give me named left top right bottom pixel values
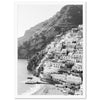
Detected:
left=66, top=74, right=82, bottom=84
left=43, top=61, right=64, bottom=74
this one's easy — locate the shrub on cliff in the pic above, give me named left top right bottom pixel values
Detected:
left=27, top=50, right=46, bottom=72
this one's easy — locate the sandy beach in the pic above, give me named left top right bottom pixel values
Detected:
left=22, top=84, right=64, bottom=95
left=22, top=84, right=44, bottom=95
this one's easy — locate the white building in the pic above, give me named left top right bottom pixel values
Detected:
left=72, top=63, right=82, bottom=72
left=43, top=61, right=64, bottom=74
left=66, top=74, right=82, bottom=84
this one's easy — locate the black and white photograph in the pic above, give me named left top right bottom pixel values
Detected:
left=16, top=1, right=86, bottom=99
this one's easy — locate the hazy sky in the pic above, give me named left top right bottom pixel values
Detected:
left=17, top=4, right=65, bottom=38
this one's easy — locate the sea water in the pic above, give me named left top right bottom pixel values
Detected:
left=17, top=59, right=33, bottom=95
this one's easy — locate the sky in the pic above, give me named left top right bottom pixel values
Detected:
left=17, top=4, right=65, bottom=38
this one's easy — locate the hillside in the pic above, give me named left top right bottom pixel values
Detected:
left=18, top=5, right=82, bottom=59
left=26, top=25, right=83, bottom=95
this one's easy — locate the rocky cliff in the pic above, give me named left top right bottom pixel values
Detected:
left=18, top=5, right=82, bottom=59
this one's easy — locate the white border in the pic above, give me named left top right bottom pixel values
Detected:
left=15, top=1, right=87, bottom=99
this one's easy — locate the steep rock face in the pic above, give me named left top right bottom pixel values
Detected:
left=36, top=25, right=83, bottom=95
left=18, top=5, right=83, bottom=59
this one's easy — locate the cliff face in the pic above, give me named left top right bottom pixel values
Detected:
left=18, top=5, right=82, bottom=59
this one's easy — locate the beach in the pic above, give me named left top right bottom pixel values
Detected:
left=22, top=84, right=64, bottom=95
